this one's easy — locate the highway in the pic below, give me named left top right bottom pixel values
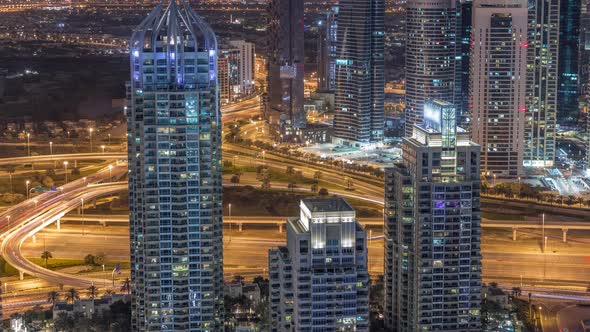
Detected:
left=16, top=224, right=590, bottom=295
left=0, top=164, right=127, bottom=288
left=59, top=213, right=590, bottom=232
left=5, top=162, right=590, bottom=290
left=0, top=153, right=126, bottom=166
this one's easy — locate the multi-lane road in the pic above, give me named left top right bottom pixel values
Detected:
left=0, top=153, right=126, bottom=166
left=0, top=164, right=127, bottom=288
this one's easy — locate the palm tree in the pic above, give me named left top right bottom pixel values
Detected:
left=121, top=278, right=131, bottom=294
left=104, top=289, right=115, bottom=297
left=232, top=275, right=245, bottom=284
left=511, top=287, right=522, bottom=298
left=87, top=284, right=98, bottom=299
left=40, top=250, right=52, bottom=268
left=65, top=288, right=79, bottom=304
left=47, top=290, right=60, bottom=305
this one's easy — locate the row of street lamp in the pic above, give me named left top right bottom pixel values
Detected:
left=23, top=127, right=115, bottom=157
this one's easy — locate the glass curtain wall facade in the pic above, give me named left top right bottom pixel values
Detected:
left=524, top=0, right=558, bottom=167
left=266, top=0, right=306, bottom=132
left=126, top=1, right=224, bottom=330
left=405, top=0, right=459, bottom=137
left=333, top=0, right=385, bottom=146
left=557, top=0, right=581, bottom=125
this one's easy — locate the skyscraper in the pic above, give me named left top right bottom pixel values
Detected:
left=525, top=0, right=558, bottom=168
left=228, top=40, right=255, bottom=97
left=404, top=0, right=459, bottom=137
left=458, top=0, right=473, bottom=125
left=126, top=1, right=224, bottom=330
left=557, top=0, right=581, bottom=125
left=333, top=0, right=384, bottom=146
left=469, top=0, right=528, bottom=176
left=269, top=198, right=370, bottom=332
left=218, top=57, right=230, bottom=104
left=266, top=0, right=306, bottom=133
left=384, top=99, right=482, bottom=331
left=317, top=8, right=338, bottom=92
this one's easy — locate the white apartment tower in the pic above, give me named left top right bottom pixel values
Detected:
left=269, top=198, right=370, bottom=332
left=384, top=100, right=482, bottom=331
left=469, top=0, right=528, bottom=176
left=126, top=1, right=224, bottom=330
left=228, top=40, right=255, bottom=97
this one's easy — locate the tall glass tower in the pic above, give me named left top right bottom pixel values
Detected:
left=384, top=100, right=482, bottom=331
left=126, top=1, right=224, bottom=330
left=404, top=0, right=460, bottom=137
left=333, top=0, right=384, bottom=147
left=317, top=7, right=338, bottom=93
left=266, top=0, right=306, bottom=134
left=525, top=0, right=559, bottom=168
left=557, top=0, right=581, bottom=125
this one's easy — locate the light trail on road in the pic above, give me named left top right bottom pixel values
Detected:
left=0, top=164, right=127, bottom=288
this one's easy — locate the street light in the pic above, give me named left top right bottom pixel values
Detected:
left=63, top=161, right=69, bottom=183
left=102, top=264, right=106, bottom=288
left=89, top=128, right=94, bottom=153
left=26, top=133, right=30, bottom=156
left=108, top=133, right=111, bottom=145
left=6, top=215, right=10, bottom=230
left=81, top=198, right=85, bottom=236
left=101, top=145, right=105, bottom=154
left=108, top=165, right=113, bottom=181
left=542, top=213, right=545, bottom=252
left=228, top=203, right=232, bottom=243
left=49, top=141, right=55, bottom=167
left=25, top=180, right=30, bottom=199
left=8, top=172, right=13, bottom=194
left=33, top=199, right=38, bottom=208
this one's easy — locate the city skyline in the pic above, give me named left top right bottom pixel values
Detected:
left=0, top=0, right=588, bottom=331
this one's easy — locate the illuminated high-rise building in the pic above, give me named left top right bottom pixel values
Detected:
left=317, top=7, right=338, bottom=92
left=126, top=1, right=224, bottom=330
left=218, top=57, right=230, bottom=104
left=458, top=0, right=473, bottom=125
left=333, top=0, right=384, bottom=146
left=228, top=40, right=255, bottom=97
left=405, top=0, right=460, bottom=137
left=524, top=0, right=558, bottom=168
left=269, top=198, right=369, bottom=332
left=266, top=0, right=306, bottom=133
left=469, top=0, right=528, bottom=176
left=557, top=0, right=581, bottom=125
left=384, top=100, right=482, bottom=331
